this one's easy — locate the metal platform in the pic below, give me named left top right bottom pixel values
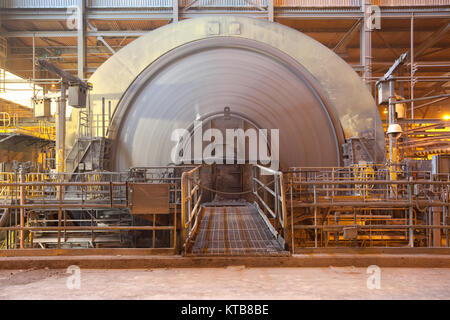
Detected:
left=187, top=205, right=288, bottom=257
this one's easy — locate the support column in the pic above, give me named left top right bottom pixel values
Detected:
left=360, top=0, right=373, bottom=87
left=388, top=80, right=397, bottom=168
left=77, top=0, right=86, bottom=80
left=268, top=0, right=274, bottom=22
left=56, top=84, right=67, bottom=173
left=173, top=0, right=179, bottom=23
left=410, top=14, right=415, bottom=119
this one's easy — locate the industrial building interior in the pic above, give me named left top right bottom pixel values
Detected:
left=0, top=0, right=449, bottom=301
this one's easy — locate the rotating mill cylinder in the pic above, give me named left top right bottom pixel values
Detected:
left=66, top=16, right=385, bottom=171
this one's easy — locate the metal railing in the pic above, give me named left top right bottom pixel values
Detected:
left=0, top=112, right=56, bottom=141
left=252, top=164, right=287, bottom=246
left=181, top=165, right=203, bottom=253
left=285, top=166, right=450, bottom=250
left=0, top=168, right=185, bottom=251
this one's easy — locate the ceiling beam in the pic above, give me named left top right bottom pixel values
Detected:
left=0, top=30, right=145, bottom=38
left=333, top=18, right=361, bottom=54
left=415, top=22, right=450, bottom=58
left=2, top=8, right=449, bottom=22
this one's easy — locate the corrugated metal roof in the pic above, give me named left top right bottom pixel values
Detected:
left=88, top=0, right=171, bottom=7
left=2, top=0, right=449, bottom=9
left=1, top=0, right=77, bottom=8
left=179, top=0, right=267, bottom=8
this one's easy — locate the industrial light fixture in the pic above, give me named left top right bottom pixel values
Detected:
left=443, top=114, right=450, bottom=120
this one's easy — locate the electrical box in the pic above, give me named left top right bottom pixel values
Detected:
left=84, top=162, right=93, bottom=171
left=432, top=155, right=450, bottom=175
left=34, top=98, right=52, bottom=118
left=395, top=102, right=406, bottom=119
left=68, top=85, right=87, bottom=108
left=377, top=81, right=390, bottom=105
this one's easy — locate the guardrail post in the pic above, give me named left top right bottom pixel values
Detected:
left=290, top=176, right=294, bottom=253
left=408, top=184, right=414, bottom=247
left=174, top=183, right=177, bottom=252
left=313, top=184, right=318, bottom=248
left=57, top=184, right=62, bottom=249
left=181, top=172, right=187, bottom=245
left=19, top=171, right=25, bottom=249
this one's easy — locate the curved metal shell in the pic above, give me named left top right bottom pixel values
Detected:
left=66, top=16, right=385, bottom=170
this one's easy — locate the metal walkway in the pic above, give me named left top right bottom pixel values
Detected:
left=186, top=204, right=288, bottom=256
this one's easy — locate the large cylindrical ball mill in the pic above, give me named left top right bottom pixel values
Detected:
left=66, top=16, right=385, bottom=170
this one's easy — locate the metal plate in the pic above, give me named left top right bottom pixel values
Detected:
left=131, top=183, right=170, bottom=214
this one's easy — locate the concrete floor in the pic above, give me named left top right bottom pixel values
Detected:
left=0, top=266, right=449, bottom=300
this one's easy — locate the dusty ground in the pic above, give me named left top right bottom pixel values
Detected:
left=0, top=267, right=449, bottom=300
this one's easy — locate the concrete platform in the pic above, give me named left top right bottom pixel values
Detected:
left=1, top=266, right=450, bottom=299
left=1, top=253, right=450, bottom=269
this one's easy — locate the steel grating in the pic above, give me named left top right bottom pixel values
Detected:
left=187, top=205, right=288, bottom=256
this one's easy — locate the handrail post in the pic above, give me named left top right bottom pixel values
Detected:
left=408, top=184, right=414, bottom=247
left=279, top=172, right=287, bottom=231
left=181, top=172, right=187, bottom=244
left=19, top=172, right=25, bottom=249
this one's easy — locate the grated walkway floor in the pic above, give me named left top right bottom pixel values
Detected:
left=187, top=205, right=287, bottom=256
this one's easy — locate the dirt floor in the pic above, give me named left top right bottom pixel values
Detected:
left=0, top=266, right=449, bottom=300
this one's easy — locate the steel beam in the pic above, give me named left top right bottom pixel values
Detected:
left=0, top=30, right=145, bottom=38
left=360, top=0, right=372, bottom=86
left=333, top=18, right=361, bottom=54
left=2, top=8, right=449, bottom=21
left=182, top=0, right=200, bottom=12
